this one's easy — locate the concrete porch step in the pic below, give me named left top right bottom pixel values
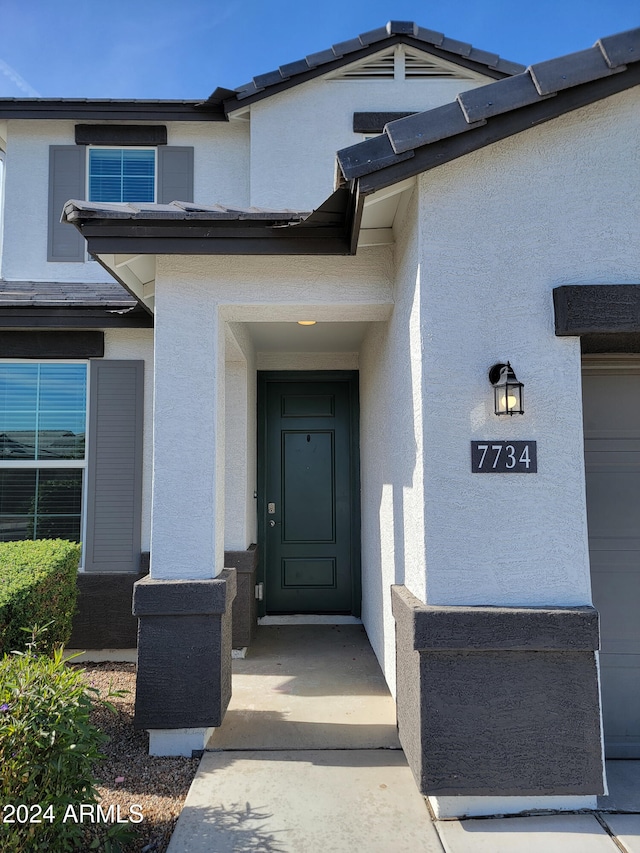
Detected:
left=207, top=624, right=400, bottom=751
left=167, top=749, right=443, bottom=853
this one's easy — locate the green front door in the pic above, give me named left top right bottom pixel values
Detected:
left=259, top=372, right=360, bottom=614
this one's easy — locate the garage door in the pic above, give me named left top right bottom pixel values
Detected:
left=583, top=356, right=640, bottom=758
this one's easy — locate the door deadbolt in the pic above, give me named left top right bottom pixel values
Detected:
left=269, top=520, right=276, bottom=527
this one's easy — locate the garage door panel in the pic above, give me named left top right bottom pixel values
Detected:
left=586, top=470, right=640, bottom=538
left=583, top=360, right=640, bottom=759
left=599, top=653, right=640, bottom=758
left=589, top=540, right=640, bottom=554
left=583, top=374, right=640, bottom=434
left=592, top=567, right=640, bottom=653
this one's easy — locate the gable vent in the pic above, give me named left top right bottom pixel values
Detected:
left=404, top=49, right=467, bottom=78
left=332, top=46, right=481, bottom=82
left=339, top=48, right=396, bottom=79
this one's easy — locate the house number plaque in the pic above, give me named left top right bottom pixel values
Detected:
left=471, top=441, right=537, bottom=473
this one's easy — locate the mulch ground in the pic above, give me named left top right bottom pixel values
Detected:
left=75, top=662, right=199, bottom=853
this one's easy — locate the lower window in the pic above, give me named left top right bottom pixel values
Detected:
left=0, top=362, right=87, bottom=544
left=0, top=469, right=83, bottom=541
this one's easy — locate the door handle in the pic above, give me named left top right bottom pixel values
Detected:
left=269, top=520, right=276, bottom=527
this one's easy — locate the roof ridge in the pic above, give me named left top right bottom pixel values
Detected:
left=200, top=20, right=525, bottom=111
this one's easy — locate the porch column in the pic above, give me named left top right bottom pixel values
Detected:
left=133, top=276, right=236, bottom=756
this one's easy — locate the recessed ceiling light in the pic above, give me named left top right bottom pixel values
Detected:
left=297, top=320, right=317, bottom=326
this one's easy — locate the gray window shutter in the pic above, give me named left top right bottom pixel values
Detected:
left=157, top=146, right=194, bottom=203
left=48, top=145, right=86, bottom=262
left=84, top=360, right=144, bottom=573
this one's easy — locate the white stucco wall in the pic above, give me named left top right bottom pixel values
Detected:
left=1, top=119, right=249, bottom=281
left=159, top=249, right=394, bottom=312
left=2, top=120, right=109, bottom=282
left=103, top=328, right=154, bottom=552
left=359, top=187, right=422, bottom=690
left=151, top=274, right=225, bottom=579
left=249, top=75, right=492, bottom=210
left=416, top=86, right=640, bottom=607
left=224, top=322, right=257, bottom=551
left=165, top=120, right=250, bottom=208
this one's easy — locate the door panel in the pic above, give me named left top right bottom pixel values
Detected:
left=583, top=361, right=640, bottom=757
left=283, top=431, right=334, bottom=542
left=261, top=375, right=358, bottom=614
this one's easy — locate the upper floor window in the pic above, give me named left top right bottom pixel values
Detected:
left=49, top=142, right=193, bottom=262
left=88, top=147, right=156, bottom=204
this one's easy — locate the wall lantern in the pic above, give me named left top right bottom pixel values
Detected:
left=489, top=362, right=524, bottom=416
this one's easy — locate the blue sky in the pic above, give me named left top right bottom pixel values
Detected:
left=0, top=0, right=638, bottom=99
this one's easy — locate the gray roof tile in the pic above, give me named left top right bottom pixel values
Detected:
left=357, top=26, right=391, bottom=46
left=306, top=48, right=338, bottom=68
left=386, top=101, right=485, bottom=154
left=493, top=57, right=529, bottom=75
left=279, top=59, right=311, bottom=77
left=0, top=280, right=137, bottom=307
left=332, top=37, right=363, bottom=55
left=235, top=81, right=261, bottom=99
left=415, top=26, right=444, bottom=46
left=253, top=69, right=287, bottom=88
left=335, top=134, right=414, bottom=179
left=597, top=27, right=640, bottom=69
left=388, top=21, right=417, bottom=35
left=467, top=47, right=501, bottom=68
left=439, top=37, right=473, bottom=57
left=457, top=71, right=550, bottom=123
left=530, top=45, right=621, bottom=96
left=62, top=199, right=311, bottom=224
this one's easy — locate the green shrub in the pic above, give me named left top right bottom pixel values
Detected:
left=0, top=641, right=108, bottom=851
left=0, top=540, right=80, bottom=655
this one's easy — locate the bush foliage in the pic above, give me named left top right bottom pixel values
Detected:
left=0, top=540, right=80, bottom=655
left=0, top=641, right=108, bottom=851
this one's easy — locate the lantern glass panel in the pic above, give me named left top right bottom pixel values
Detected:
left=495, top=382, right=523, bottom=415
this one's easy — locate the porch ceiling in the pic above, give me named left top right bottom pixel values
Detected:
left=243, top=321, right=370, bottom=352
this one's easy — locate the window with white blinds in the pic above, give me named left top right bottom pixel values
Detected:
left=0, top=363, right=87, bottom=542
left=88, top=148, right=155, bottom=203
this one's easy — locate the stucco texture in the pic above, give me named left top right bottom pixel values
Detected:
left=224, top=322, right=257, bottom=551
left=249, top=74, right=491, bottom=211
left=416, top=87, right=640, bottom=607
left=359, top=185, right=423, bottom=690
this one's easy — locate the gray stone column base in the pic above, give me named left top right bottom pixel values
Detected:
left=391, top=584, right=604, bottom=797
left=225, top=545, right=258, bottom=648
left=133, top=569, right=236, bottom=730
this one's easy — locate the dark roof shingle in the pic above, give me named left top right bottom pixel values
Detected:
left=0, top=280, right=137, bottom=308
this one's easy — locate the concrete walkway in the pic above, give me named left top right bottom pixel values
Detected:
left=167, top=626, right=640, bottom=853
